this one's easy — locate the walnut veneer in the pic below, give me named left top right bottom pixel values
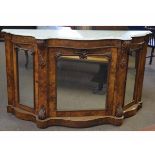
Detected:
left=3, top=30, right=150, bottom=128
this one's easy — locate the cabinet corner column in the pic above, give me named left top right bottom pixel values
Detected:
left=113, top=41, right=130, bottom=117
left=36, top=40, right=49, bottom=120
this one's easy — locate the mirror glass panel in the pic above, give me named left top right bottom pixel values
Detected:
left=124, top=53, right=136, bottom=105
left=57, top=56, right=109, bottom=111
left=17, top=49, right=34, bottom=108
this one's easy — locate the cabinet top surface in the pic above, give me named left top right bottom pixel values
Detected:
left=2, top=29, right=151, bottom=40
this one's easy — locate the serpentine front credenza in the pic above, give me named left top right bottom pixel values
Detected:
left=2, top=29, right=151, bottom=128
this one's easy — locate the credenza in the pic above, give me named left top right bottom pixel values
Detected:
left=2, top=29, right=151, bottom=128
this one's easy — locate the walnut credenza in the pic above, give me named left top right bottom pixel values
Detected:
left=3, top=29, right=151, bottom=128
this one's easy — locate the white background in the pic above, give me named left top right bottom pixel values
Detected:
left=0, top=0, right=155, bottom=25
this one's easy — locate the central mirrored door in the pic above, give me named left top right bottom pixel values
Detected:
left=57, top=56, right=109, bottom=111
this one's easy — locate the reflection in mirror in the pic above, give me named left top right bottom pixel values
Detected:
left=124, top=53, right=136, bottom=105
left=17, top=49, right=34, bottom=108
left=57, top=56, right=109, bottom=111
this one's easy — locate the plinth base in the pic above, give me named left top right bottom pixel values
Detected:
left=7, top=102, right=142, bottom=129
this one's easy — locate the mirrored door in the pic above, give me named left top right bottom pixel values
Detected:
left=17, top=48, right=34, bottom=108
left=124, top=52, right=136, bottom=105
left=57, top=56, right=109, bottom=111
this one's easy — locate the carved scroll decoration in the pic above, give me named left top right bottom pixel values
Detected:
left=37, top=41, right=47, bottom=68
left=119, top=41, right=130, bottom=69
left=77, top=50, right=88, bottom=59
left=38, top=105, right=46, bottom=120
left=38, top=51, right=46, bottom=68
left=120, top=57, right=127, bottom=69
left=55, top=52, right=62, bottom=58
left=116, top=105, right=123, bottom=117
left=122, top=41, right=130, bottom=53
left=55, top=49, right=112, bottom=60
